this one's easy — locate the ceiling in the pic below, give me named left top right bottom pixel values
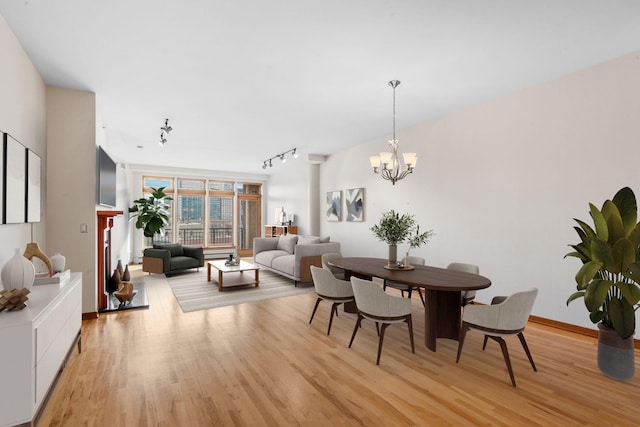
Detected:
left=1, top=1, right=640, bottom=175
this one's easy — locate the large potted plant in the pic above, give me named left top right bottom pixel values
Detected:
left=566, top=186, right=640, bottom=380
left=129, top=187, right=173, bottom=239
left=371, top=210, right=433, bottom=266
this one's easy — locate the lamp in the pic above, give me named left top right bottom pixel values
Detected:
left=261, top=148, right=298, bottom=170
left=370, top=80, right=417, bottom=185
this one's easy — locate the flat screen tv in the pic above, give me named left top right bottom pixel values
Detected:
left=98, top=146, right=117, bottom=208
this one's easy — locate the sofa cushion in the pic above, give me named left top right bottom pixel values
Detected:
left=319, top=236, right=330, bottom=243
left=255, top=250, right=290, bottom=267
left=277, top=234, right=298, bottom=254
left=298, top=236, right=321, bottom=245
left=154, top=243, right=184, bottom=257
left=170, top=255, right=200, bottom=270
left=271, top=254, right=295, bottom=276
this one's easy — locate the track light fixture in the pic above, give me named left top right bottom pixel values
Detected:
left=159, top=132, right=167, bottom=146
left=161, top=118, right=172, bottom=134
left=261, top=148, right=298, bottom=170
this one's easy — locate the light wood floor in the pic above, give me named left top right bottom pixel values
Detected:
left=39, top=265, right=640, bottom=426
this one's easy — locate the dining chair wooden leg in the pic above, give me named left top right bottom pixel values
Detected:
left=517, top=332, right=537, bottom=372
left=309, top=297, right=322, bottom=324
left=375, top=322, right=380, bottom=336
left=406, top=315, right=415, bottom=354
left=495, top=336, right=517, bottom=387
left=456, top=322, right=470, bottom=363
left=327, top=303, right=340, bottom=335
left=349, top=315, right=364, bottom=348
left=376, top=323, right=390, bottom=365
left=482, top=335, right=489, bottom=350
left=417, top=288, right=425, bottom=306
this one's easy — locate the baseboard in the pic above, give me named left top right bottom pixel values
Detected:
left=529, top=315, right=640, bottom=350
left=82, top=312, right=98, bottom=320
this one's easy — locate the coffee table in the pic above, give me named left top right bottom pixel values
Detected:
left=207, top=260, right=260, bottom=291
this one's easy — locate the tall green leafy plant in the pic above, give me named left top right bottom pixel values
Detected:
left=129, top=187, right=173, bottom=238
left=566, top=187, right=640, bottom=339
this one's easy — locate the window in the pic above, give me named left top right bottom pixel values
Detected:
left=209, top=181, right=234, bottom=246
left=176, top=179, right=205, bottom=246
left=142, top=176, right=174, bottom=245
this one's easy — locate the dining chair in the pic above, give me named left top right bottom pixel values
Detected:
left=446, top=262, right=479, bottom=306
left=309, top=266, right=354, bottom=335
left=383, top=256, right=425, bottom=306
left=349, top=276, right=415, bottom=365
left=456, top=288, right=539, bottom=387
left=321, top=252, right=345, bottom=280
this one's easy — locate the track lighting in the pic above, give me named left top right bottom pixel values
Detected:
left=159, top=132, right=167, bottom=146
left=261, top=148, right=298, bottom=170
left=161, top=118, right=172, bottom=134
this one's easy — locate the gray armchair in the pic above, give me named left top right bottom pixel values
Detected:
left=309, top=266, right=355, bottom=335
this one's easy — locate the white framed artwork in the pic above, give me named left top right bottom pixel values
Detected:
left=326, top=190, right=341, bottom=221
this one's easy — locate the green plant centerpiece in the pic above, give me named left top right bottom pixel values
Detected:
left=565, top=186, right=640, bottom=380
left=371, top=210, right=433, bottom=267
left=129, top=187, right=173, bottom=238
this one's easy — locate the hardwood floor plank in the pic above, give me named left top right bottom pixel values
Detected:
left=36, top=265, right=640, bottom=426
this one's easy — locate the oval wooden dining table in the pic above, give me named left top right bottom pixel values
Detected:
left=328, top=257, right=492, bottom=351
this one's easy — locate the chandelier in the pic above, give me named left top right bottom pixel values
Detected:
left=369, top=80, right=417, bottom=185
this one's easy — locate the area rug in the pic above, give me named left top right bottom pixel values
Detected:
left=166, top=269, right=314, bottom=313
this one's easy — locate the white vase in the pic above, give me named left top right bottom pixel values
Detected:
left=50, top=253, right=66, bottom=273
left=1, top=248, right=36, bottom=291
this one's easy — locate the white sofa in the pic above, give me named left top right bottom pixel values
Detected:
left=253, top=234, right=341, bottom=285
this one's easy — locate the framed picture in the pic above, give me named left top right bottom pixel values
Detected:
left=4, top=133, right=26, bottom=224
left=326, top=190, right=341, bottom=221
left=27, top=149, right=41, bottom=223
left=346, top=187, right=365, bottom=222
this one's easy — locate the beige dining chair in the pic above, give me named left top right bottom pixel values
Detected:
left=349, top=276, right=415, bottom=365
left=309, top=266, right=355, bottom=335
left=456, top=288, right=539, bottom=387
left=321, top=252, right=345, bottom=280
left=383, top=256, right=425, bottom=306
left=446, top=262, right=479, bottom=306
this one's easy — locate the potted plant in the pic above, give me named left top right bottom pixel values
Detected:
left=566, top=186, right=640, bottom=380
left=129, top=187, right=173, bottom=239
left=405, top=225, right=434, bottom=266
left=370, top=210, right=433, bottom=266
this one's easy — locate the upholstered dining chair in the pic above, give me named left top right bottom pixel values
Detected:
left=309, top=266, right=355, bottom=335
left=456, top=288, right=539, bottom=387
left=321, top=252, right=345, bottom=280
left=349, top=277, right=415, bottom=365
left=383, top=256, right=425, bottom=306
left=446, top=262, right=479, bottom=306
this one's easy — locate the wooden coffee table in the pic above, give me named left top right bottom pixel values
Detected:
left=207, top=260, right=260, bottom=291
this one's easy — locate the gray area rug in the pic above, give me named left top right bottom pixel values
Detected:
left=166, top=268, right=314, bottom=313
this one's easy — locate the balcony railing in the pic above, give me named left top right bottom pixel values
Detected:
left=147, top=227, right=234, bottom=246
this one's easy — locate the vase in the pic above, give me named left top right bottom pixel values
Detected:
left=116, top=259, right=124, bottom=277
left=50, top=253, right=66, bottom=273
left=1, top=248, right=36, bottom=291
left=122, top=264, right=130, bottom=282
left=388, top=244, right=397, bottom=266
left=597, top=323, right=635, bottom=381
left=107, top=268, right=121, bottom=294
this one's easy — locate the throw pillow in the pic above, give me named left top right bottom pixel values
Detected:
left=319, top=236, right=330, bottom=243
left=277, top=234, right=299, bottom=254
left=298, top=236, right=321, bottom=245
left=153, top=243, right=184, bottom=257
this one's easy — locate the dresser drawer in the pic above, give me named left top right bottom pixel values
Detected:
left=35, top=299, right=66, bottom=364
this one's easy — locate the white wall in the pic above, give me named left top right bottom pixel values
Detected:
left=266, top=160, right=312, bottom=234
left=278, top=51, right=640, bottom=332
left=0, top=16, right=46, bottom=281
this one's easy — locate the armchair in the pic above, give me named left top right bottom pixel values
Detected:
left=142, top=243, right=204, bottom=274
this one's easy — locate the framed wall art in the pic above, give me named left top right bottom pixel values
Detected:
left=345, top=187, right=364, bottom=222
left=27, top=149, right=41, bottom=223
left=326, top=190, right=341, bottom=221
left=3, top=133, right=26, bottom=224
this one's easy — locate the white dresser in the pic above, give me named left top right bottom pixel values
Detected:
left=0, top=273, right=82, bottom=427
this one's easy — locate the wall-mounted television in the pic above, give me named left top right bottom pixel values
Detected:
left=97, top=146, right=117, bottom=208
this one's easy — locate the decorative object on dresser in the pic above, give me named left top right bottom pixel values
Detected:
left=1, top=248, right=36, bottom=292
left=0, top=288, right=31, bottom=311
left=50, top=252, right=66, bottom=273
left=23, top=242, right=53, bottom=275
